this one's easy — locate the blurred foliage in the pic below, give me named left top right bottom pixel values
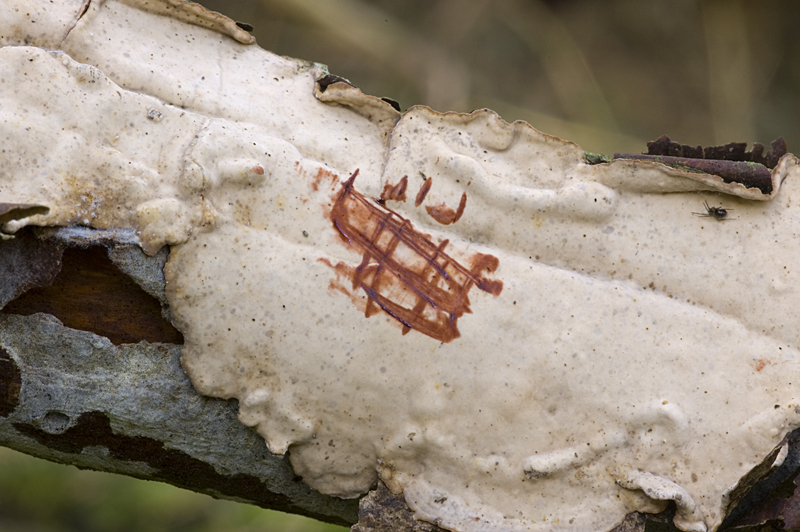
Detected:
left=0, top=448, right=347, bottom=532
left=4, top=1, right=799, bottom=530
left=200, top=0, right=800, bottom=156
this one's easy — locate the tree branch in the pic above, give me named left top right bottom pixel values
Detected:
left=0, top=228, right=357, bottom=527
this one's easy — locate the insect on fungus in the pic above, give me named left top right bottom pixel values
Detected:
left=693, top=200, right=733, bottom=221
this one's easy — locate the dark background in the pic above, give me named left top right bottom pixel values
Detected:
left=201, top=0, right=800, bottom=156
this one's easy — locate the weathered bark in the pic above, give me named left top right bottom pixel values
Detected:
left=0, top=227, right=358, bottom=527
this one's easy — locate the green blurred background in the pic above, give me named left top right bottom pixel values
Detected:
left=200, top=0, right=800, bottom=156
left=0, top=446, right=346, bottom=532
left=4, top=0, right=800, bottom=531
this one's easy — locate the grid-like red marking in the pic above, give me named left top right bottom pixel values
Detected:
left=329, top=170, right=501, bottom=342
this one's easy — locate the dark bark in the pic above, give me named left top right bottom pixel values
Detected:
left=0, top=227, right=358, bottom=527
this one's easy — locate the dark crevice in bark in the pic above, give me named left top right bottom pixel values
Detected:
left=11, top=411, right=351, bottom=526
left=2, top=242, right=182, bottom=345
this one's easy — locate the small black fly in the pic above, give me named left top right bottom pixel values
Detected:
left=693, top=200, right=733, bottom=221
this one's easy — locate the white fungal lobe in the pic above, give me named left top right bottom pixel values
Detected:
left=3, top=3, right=800, bottom=532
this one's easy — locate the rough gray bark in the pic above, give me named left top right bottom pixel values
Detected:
left=0, top=227, right=358, bottom=527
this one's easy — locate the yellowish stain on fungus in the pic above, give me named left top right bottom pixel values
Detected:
left=3, top=2, right=800, bottom=532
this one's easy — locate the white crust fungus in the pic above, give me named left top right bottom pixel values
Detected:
left=2, top=2, right=800, bottom=532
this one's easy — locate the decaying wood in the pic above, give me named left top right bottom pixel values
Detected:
left=0, top=227, right=358, bottom=527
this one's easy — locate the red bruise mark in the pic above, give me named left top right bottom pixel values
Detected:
left=415, top=177, right=432, bottom=207
left=380, top=175, right=408, bottom=203
left=251, top=165, right=264, bottom=175
left=324, top=169, right=502, bottom=343
left=755, top=358, right=772, bottom=372
left=426, top=192, right=467, bottom=225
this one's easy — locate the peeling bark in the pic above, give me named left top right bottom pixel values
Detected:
left=0, top=228, right=358, bottom=527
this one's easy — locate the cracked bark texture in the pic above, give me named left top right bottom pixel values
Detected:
left=0, top=227, right=358, bottom=527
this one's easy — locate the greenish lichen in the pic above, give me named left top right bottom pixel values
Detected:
left=584, top=152, right=610, bottom=165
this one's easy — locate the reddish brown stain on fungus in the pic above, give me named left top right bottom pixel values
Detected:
left=251, top=165, right=264, bottom=175
left=379, top=175, right=408, bottom=203
left=311, top=167, right=339, bottom=192
left=325, top=170, right=502, bottom=343
left=426, top=192, right=468, bottom=225
left=754, top=359, right=772, bottom=372
left=415, top=177, right=433, bottom=207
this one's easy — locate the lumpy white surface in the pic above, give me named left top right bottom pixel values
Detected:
left=165, top=147, right=800, bottom=532
left=4, top=3, right=800, bottom=531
